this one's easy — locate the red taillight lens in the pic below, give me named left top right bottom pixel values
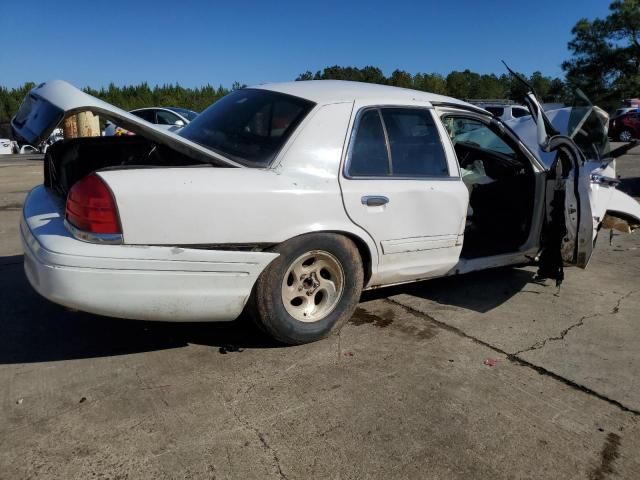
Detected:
left=65, top=174, right=121, bottom=234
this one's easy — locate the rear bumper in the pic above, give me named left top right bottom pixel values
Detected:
left=21, top=185, right=278, bottom=322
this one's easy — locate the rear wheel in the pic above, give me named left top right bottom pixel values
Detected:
left=619, top=129, right=633, bottom=142
left=250, top=233, right=364, bottom=345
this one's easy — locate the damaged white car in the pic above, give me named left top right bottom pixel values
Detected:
left=13, top=79, right=640, bottom=344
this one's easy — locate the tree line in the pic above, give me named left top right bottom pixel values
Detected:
left=1, top=0, right=638, bottom=129
left=296, top=67, right=567, bottom=104
left=563, top=0, right=640, bottom=108
left=0, top=69, right=565, bottom=127
left=0, top=82, right=234, bottom=126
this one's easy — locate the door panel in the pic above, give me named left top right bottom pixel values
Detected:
left=340, top=105, right=468, bottom=285
left=341, top=178, right=468, bottom=284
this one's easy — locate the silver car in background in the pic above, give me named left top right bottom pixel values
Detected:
left=104, top=107, right=198, bottom=136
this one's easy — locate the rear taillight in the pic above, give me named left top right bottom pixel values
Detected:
left=65, top=173, right=121, bottom=235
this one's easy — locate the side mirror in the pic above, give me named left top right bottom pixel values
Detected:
left=174, top=119, right=185, bottom=127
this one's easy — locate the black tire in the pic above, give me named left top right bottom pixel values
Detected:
left=249, top=233, right=364, bottom=345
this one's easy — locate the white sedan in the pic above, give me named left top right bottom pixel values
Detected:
left=12, top=80, right=640, bottom=344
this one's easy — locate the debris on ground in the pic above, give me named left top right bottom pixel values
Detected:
left=483, top=358, right=499, bottom=367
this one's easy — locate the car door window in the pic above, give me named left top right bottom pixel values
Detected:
left=155, top=110, right=181, bottom=125
left=347, top=107, right=448, bottom=178
left=348, top=109, right=390, bottom=176
left=380, top=108, right=448, bottom=177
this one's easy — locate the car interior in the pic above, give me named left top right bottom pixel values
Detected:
left=442, top=115, right=536, bottom=259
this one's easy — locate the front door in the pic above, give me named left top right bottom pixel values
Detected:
left=521, top=92, right=595, bottom=281
left=339, top=104, right=468, bottom=285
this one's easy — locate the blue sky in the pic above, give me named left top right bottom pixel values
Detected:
left=0, top=0, right=610, bottom=89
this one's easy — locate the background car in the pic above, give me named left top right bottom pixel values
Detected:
left=41, top=128, right=64, bottom=153
left=104, top=107, right=198, bottom=136
left=609, top=111, right=640, bottom=141
left=0, top=138, right=13, bottom=154
left=612, top=107, right=638, bottom=118
left=18, top=144, right=39, bottom=154
left=475, top=103, right=531, bottom=121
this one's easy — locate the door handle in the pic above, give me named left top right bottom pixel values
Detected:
left=361, top=195, right=389, bottom=207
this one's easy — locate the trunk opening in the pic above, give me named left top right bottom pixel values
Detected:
left=44, top=136, right=222, bottom=198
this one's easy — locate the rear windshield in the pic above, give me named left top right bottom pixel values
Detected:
left=179, top=89, right=315, bottom=167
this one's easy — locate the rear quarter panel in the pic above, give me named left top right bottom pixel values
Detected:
left=98, top=101, right=378, bottom=270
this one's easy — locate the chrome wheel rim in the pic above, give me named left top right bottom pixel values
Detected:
left=620, top=130, right=633, bottom=142
left=281, top=250, right=345, bottom=323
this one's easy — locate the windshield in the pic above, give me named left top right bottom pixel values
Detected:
left=167, top=107, right=199, bottom=122
left=179, top=89, right=315, bottom=167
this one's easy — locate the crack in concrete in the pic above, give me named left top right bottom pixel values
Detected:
left=225, top=402, right=289, bottom=479
left=513, top=290, right=635, bottom=356
left=385, top=298, right=640, bottom=417
left=513, top=313, right=601, bottom=356
left=611, top=290, right=634, bottom=314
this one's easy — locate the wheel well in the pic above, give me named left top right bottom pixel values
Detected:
left=274, top=231, right=374, bottom=287
left=331, top=231, right=373, bottom=287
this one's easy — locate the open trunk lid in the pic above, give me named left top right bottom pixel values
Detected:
left=11, top=80, right=242, bottom=168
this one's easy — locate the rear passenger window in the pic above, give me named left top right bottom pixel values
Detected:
left=347, top=108, right=448, bottom=177
left=348, top=109, right=390, bottom=176
left=381, top=108, right=448, bottom=177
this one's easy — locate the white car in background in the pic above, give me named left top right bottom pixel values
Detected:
left=478, top=103, right=531, bottom=121
left=0, top=139, right=13, bottom=154
left=13, top=80, right=640, bottom=345
left=18, top=144, right=39, bottom=154
left=104, top=107, right=198, bottom=136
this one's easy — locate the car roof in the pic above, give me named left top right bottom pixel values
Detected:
left=252, top=80, right=476, bottom=109
left=165, top=106, right=197, bottom=113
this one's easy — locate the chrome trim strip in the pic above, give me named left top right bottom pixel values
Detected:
left=64, top=219, right=123, bottom=245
